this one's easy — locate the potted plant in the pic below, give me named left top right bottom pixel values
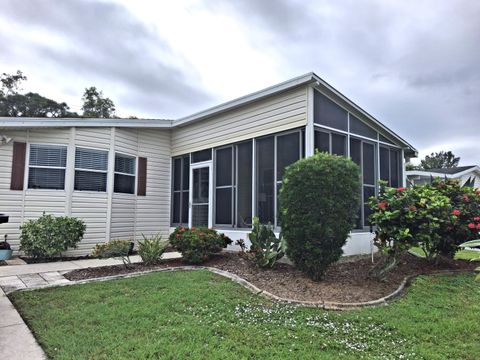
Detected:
left=0, top=235, right=12, bottom=261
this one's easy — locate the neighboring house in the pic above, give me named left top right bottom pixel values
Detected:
left=0, top=72, right=417, bottom=256
left=406, top=166, right=480, bottom=188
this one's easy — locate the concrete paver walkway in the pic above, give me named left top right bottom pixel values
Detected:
left=0, top=252, right=181, bottom=359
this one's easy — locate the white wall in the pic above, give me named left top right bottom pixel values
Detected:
left=0, top=127, right=171, bottom=255
left=171, top=86, right=308, bottom=156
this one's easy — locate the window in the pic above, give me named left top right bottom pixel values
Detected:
left=236, top=141, right=252, bottom=227
left=74, top=147, right=108, bottom=192
left=314, top=130, right=346, bottom=156
left=349, top=114, right=377, bottom=140
left=171, top=155, right=190, bottom=225
left=191, top=149, right=212, bottom=163
left=314, top=91, right=348, bottom=131
left=379, top=146, right=401, bottom=187
left=28, top=144, right=67, bottom=190
left=215, top=146, right=234, bottom=225
left=114, top=153, right=136, bottom=194
left=256, top=136, right=275, bottom=224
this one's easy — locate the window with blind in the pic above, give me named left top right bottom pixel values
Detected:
left=74, top=147, right=108, bottom=192
left=28, top=144, right=67, bottom=190
left=114, top=153, right=136, bottom=194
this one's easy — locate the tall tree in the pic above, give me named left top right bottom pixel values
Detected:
left=0, top=70, right=78, bottom=117
left=420, top=151, right=460, bottom=170
left=0, top=70, right=27, bottom=96
left=81, top=87, right=115, bottom=118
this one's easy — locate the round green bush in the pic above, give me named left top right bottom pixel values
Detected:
left=279, top=152, right=361, bottom=280
left=169, top=227, right=232, bottom=264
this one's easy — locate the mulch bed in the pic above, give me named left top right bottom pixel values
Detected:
left=64, top=252, right=477, bottom=303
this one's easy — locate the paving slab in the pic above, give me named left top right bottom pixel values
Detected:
left=39, top=271, right=70, bottom=285
left=0, top=323, right=46, bottom=359
left=0, top=290, right=24, bottom=328
left=18, top=273, right=48, bottom=288
left=0, top=276, right=26, bottom=293
left=5, top=257, right=27, bottom=265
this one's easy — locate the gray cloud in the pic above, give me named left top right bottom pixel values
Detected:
left=207, top=0, right=480, bottom=164
left=0, top=0, right=211, bottom=118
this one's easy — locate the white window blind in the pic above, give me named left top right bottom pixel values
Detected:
left=74, top=147, right=108, bottom=192
left=114, top=153, right=136, bottom=194
left=28, top=144, right=67, bottom=190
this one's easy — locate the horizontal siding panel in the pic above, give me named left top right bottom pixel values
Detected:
left=171, top=86, right=307, bottom=155
left=75, top=128, right=111, bottom=149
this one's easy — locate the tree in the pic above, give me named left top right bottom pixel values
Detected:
left=420, top=151, right=460, bottom=170
left=0, top=70, right=79, bottom=118
left=0, top=70, right=27, bottom=96
left=81, top=87, right=115, bottom=118
left=0, top=92, right=77, bottom=118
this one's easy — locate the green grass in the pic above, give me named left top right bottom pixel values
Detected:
left=410, top=246, right=480, bottom=261
left=10, top=270, right=480, bottom=360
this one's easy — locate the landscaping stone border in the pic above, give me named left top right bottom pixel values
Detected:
left=9, top=266, right=473, bottom=310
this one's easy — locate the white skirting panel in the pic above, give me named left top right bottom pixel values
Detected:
left=169, top=228, right=376, bottom=256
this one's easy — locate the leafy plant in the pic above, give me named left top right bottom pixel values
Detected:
left=279, top=152, right=361, bottom=280
left=138, top=233, right=168, bottom=265
left=92, top=240, right=134, bottom=267
left=169, top=227, right=232, bottom=264
left=248, top=217, right=285, bottom=268
left=20, top=213, right=86, bottom=259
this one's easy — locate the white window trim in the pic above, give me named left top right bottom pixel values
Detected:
left=73, top=146, right=109, bottom=193
left=26, top=143, right=68, bottom=191
left=113, top=152, right=137, bottom=195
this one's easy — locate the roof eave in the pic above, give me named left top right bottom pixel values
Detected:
left=0, top=117, right=173, bottom=129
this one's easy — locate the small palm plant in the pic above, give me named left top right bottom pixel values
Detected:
left=458, top=239, right=480, bottom=282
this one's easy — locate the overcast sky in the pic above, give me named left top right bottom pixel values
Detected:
left=1, top=0, right=478, bottom=164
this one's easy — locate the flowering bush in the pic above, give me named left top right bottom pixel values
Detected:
left=169, top=227, right=232, bottom=264
left=369, top=179, right=480, bottom=264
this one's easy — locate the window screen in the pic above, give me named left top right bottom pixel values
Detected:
left=276, top=132, right=300, bottom=180
left=171, top=155, right=190, bottom=225
left=74, top=147, right=108, bottom=192
left=314, top=130, right=330, bottom=153
left=331, top=133, right=346, bottom=156
left=349, top=115, right=378, bottom=140
left=215, top=147, right=234, bottom=225
left=191, top=149, right=212, bottom=163
left=236, top=141, right=252, bottom=227
left=114, top=153, right=136, bottom=194
left=256, top=136, right=274, bottom=224
left=313, top=91, right=348, bottom=131
left=28, top=144, right=67, bottom=190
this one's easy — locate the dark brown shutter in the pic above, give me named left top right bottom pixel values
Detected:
left=137, top=157, right=147, bottom=196
left=10, top=142, right=26, bottom=191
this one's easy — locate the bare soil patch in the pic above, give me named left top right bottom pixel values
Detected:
left=64, top=252, right=477, bottom=303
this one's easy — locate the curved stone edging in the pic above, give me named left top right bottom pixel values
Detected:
left=12, top=266, right=473, bottom=310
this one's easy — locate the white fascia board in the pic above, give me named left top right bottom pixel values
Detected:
left=173, top=72, right=317, bottom=127
left=406, top=166, right=480, bottom=179
left=0, top=117, right=173, bottom=129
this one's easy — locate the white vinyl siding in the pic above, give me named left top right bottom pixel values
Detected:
left=171, top=86, right=307, bottom=156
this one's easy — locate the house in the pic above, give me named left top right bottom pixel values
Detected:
left=0, top=72, right=417, bottom=256
left=406, top=166, right=480, bottom=188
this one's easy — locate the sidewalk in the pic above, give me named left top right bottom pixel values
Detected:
left=0, top=252, right=181, bottom=360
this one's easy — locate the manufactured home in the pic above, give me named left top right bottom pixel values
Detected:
left=0, top=72, right=417, bottom=256
left=407, top=166, right=480, bottom=188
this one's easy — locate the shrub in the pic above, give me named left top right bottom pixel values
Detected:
left=138, top=233, right=168, bottom=265
left=248, top=217, right=286, bottom=268
left=92, top=240, right=134, bottom=267
left=369, top=180, right=480, bottom=264
left=169, top=227, right=232, bottom=264
left=20, top=213, right=86, bottom=259
left=279, top=152, right=361, bottom=280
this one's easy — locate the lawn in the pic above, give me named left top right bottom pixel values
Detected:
left=10, top=270, right=480, bottom=360
left=410, top=246, right=480, bottom=261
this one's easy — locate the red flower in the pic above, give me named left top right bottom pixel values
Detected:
left=474, top=217, right=480, bottom=222
left=463, top=195, right=470, bottom=202
left=408, top=205, right=417, bottom=212
left=452, top=209, right=461, bottom=216
left=396, top=187, right=407, bottom=193
left=468, top=223, right=476, bottom=229
left=378, top=201, right=388, bottom=210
